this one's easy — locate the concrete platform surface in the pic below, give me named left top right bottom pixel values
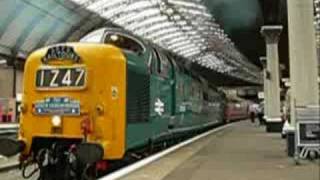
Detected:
left=0, top=155, right=19, bottom=172
left=120, top=120, right=320, bottom=180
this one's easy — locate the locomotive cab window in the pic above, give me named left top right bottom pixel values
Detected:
left=104, top=33, right=144, bottom=55
left=80, top=29, right=105, bottom=43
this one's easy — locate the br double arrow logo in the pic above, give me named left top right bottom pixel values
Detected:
left=154, top=98, right=165, bottom=116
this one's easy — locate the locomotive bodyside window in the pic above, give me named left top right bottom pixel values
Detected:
left=149, top=50, right=158, bottom=74
left=104, top=33, right=144, bottom=55
left=152, top=48, right=170, bottom=78
left=159, top=54, right=170, bottom=78
left=152, top=49, right=161, bottom=74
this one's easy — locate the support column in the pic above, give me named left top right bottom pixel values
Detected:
left=287, top=0, right=320, bottom=126
left=261, top=26, right=283, bottom=132
left=260, top=57, right=269, bottom=121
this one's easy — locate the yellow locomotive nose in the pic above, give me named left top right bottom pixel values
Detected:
left=19, top=43, right=127, bottom=159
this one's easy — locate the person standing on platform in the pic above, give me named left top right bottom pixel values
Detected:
left=257, top=102, right=265, bottom=125
left=249, top=103, right=257, bottom=123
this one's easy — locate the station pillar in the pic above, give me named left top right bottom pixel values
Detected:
left=260, top=57, right=269, bottom=121
left=261, top=26, right=283, bottom=132
left=287, top=0, right=319, bottom=127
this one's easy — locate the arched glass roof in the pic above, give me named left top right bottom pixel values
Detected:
left=0, top=0, right=106, bottom=58
left=0, top=0, right=261, bottom=84
left=70, top=0, right=261, bottom=83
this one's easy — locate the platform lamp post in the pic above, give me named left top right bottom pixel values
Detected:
left=260, top=26, right=283, bottom=133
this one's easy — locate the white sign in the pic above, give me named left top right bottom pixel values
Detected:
left=154, top=98, right=164, bottom=116
left=258, top=92, right=264, bottom=99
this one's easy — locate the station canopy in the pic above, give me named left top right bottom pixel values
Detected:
left=0, top=0, right=261, bottom=84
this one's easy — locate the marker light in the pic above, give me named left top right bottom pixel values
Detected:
left=52, top=115, right=62, bottom=127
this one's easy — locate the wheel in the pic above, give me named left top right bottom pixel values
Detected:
left=309, top=151, right=317, bottom=160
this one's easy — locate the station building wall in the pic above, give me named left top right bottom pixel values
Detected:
left=0, top=67, right=23, bottom=123
left=0, top=67, right=23, bottom=98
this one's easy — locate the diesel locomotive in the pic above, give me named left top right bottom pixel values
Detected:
left=0, top=28, right=226, bottom=179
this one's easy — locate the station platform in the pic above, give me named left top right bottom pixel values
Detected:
left=119, top=120, right=319, bottom=180
left=0, top=155, right=18, bottom=172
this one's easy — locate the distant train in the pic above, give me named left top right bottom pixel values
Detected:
left=0, top=28, right=227, bottom=180
left=225, top=100, right=249, bottom=123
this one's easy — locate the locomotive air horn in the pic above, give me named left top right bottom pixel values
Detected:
left=0, top=138, right=25, bottom=157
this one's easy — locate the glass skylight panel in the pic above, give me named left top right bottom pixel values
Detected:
left=83, top=0, right=104, bottom=8
left=147, top=27, right=180, bottom=39
left=88, top=0, right=127, bottom=13
left=182, top=52, right=199, bottom=58
left=125, top=1, right=154, bottom=12
left=166, top=36, right=189, bottom=45
left=114, top=8, right=161, bottom=25
left=153, top=31, right=184, bottom=42
left=99, top=4, right=127, bottom=18
left=128, top=15, right=166, bottom=30
left=179, top=48, right=200, bottom=55
left=165, top=8, right=175, bottom=15
left=176, top=20, right=187, bottom=26
left=186, top=30, right=198, bottom=35
left=86, top=0, right=117, bottom=10
left=69, top=0, right=260, bottom=83
left=139, top=21, right=174, bottom=35
left=168, top=0, right=206, bottom=10
left=178, top=8, right=211, bottom=18
left=168, top=40, right=190, bottom=49
left=181, top=25, right=193, bottom=31
left=181, top=47, right=200, bottom=54
left=174, top=44, right=197, bottom=52
left=183, top=51, right=200, bottom=57
left=178, top=45, right=199, bottom=52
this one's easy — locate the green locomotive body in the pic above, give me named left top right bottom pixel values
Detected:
left=88, top=28, right=227, bottom=152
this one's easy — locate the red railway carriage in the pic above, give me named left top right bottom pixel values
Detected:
left=225, top=100, right=249, bottom=122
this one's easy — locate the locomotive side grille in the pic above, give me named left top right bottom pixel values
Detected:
left=126, top=69, right=150, bottom=123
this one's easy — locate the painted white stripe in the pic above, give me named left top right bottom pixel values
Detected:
left=266, top=117, right=282, bottom=122
left=0, top=124, right=19, bottom=129
left=100, top=123, right=232, bottom=180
